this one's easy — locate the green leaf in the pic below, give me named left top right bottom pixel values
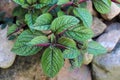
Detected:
left=78, top=2, right=87, bottom=8
left=7, top=24, right=18, bottom=36
left=1, top=24, right=7, bottom=29
left=57, top=10, right=65, bottom=17
left=33, top=4, right=47, bottom=9
left=57, top=0, right=69, bottom=5
left=41, top=47, right=64, bottom=77
left=63, top=49, right=80, bottom=59
left=58, top=37, right=76, bottom=48
left=87, top=41, right=107, bottom=56
left=25, top=13, right=38, bottom=30
left=28, top=36, right=49, bottom=45
left=11, top=30, right=42, bottom=56
left=70, top=53, right=83, bottom=68
left=21, top=4, right=29, bottom=8
left=33, top=13, right=53, bottom=31
left=13, top=6, right=27, bottom=18
left=27, top=0, right=37, bottom=4
left=50, top=15, right=79, bottom=34
left=73, top=8, right=92, bottom=27
left=8, top=35, right=16, bottom=40
left=40, top=0, right=58, bottom=5
left=25, top=13, right=33, bottom=29
left=93, top=0, right=111, bottom=14
left=13, top=0, right=25, bottom=5
left=65, top=26, right=94, bottom=42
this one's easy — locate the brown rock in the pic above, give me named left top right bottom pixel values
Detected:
left=83, top=53, right=94, bottom=65
left=0, top=0, right=17, bottom=17
left=0, top=54, right=49, bottom=80
left=86, top=1, right=97, bottom=16
left=97, top=30, right=120, bottom=52
left=91, top=17, right=107, bottom=37
left=101, top=2, right=120, bottom=20
left=55, top=60, right=91, bottom=80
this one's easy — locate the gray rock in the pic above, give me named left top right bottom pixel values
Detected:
left=97, top=30, right=120, bottom=52
left=91, top=17, right=107, bottom=37
left=97, top=23, right=120, bottom=52
left=92, top=41, right=120, bottom=80
left=105, top=22, right=120, bottom=32
left=0, top=54, right=91, bottom=80
left=0, top=27, right=16, bottom=68
left=101, top=2, right=120, bottom=20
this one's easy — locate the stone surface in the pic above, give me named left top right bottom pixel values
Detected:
left=0, top=0, right=17, bottom=17
left=97, top=30, right=120, bottom=52
left=0, top=54, right=49, bottom=80
left=83, top=53, right=94, bottom=65
left=91, top=17, right=107, bottom=37
left=56, top=60, right=91, bottom=80
left=92, top=41, right=120, bottom=80
left=0, top=55, right=92, bottom=80
left=86, top=1, right=97, bottom=16
left=105, top=22, right=120, bottom=32
left=0, top=26, right=16, bottom=68
left=97, top=22, right=120, bottom=52
left=101, top=2, right=120, bottom=20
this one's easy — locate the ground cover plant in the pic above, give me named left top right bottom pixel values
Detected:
left=6, top=0, right=120, bottom=78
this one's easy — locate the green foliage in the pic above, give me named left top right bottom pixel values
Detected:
left=93, top=0, right=111, bottom=14
left=63, top=49, right=80, bottom=59
left=41, top=47, right=64, bottom=77
left=87, top=41, right=107, bottom=56
left=58, top=37, right=76, bottom=48
left=50, top=15, right=79, bottom=34
left=0, top=12, right=13, bottom=29
left=33, top=13, right=53, bottom=31
left=57, top=0, right=69, bottom=5
left=73, top=8, right=92, bottom=27
left=7, top=24, right=18, bottom=36
left=65, top=25, right=94, bottom=42
left=7, top=0, right=113, bottom=78
left=28, top=36, right=49, bottom=45
left=11, top=30, right=42, bottom=56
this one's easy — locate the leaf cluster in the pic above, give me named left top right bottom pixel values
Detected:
left=6, top=0, right=115, bottom=77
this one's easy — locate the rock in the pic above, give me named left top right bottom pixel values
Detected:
left=105, top=22, right=120, bottom=32
left=101, top=2, right=120, bottom=20
left=97, top=23, right=120, bottom=52
left=97, top=30, right=120, bottom=52
left=91, top=17, right=107, bottom=37
left=86, top=1, right=97, bottom=16
left=0, top=54, right=49, bottom=80
left=92, top=41, right=120, bottom=80
left=0, top=0, right=17, bottom=17
left=55, top=60, right=91, bottom=80
left=0, top=55, right=91, bottom=80
left=0, top=26, right=16, bottom=68
left=83, top=53, right=94, bottom=65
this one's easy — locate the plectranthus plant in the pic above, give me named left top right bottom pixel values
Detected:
left=6, top=0, right=119, bottom=78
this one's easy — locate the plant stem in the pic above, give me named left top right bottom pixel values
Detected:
left=56, top=44, right=67, bottom=49
left=48, top=4, right=58, bottom=12
left=111, top=0, right=120, bottom=4
left=78, top=0, right=89, bottom=4
left=36, top=43, right=50, bottom=47
left=48, top=0, right=89, bottom=12
left=7, top=24, right=26, bottom=37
